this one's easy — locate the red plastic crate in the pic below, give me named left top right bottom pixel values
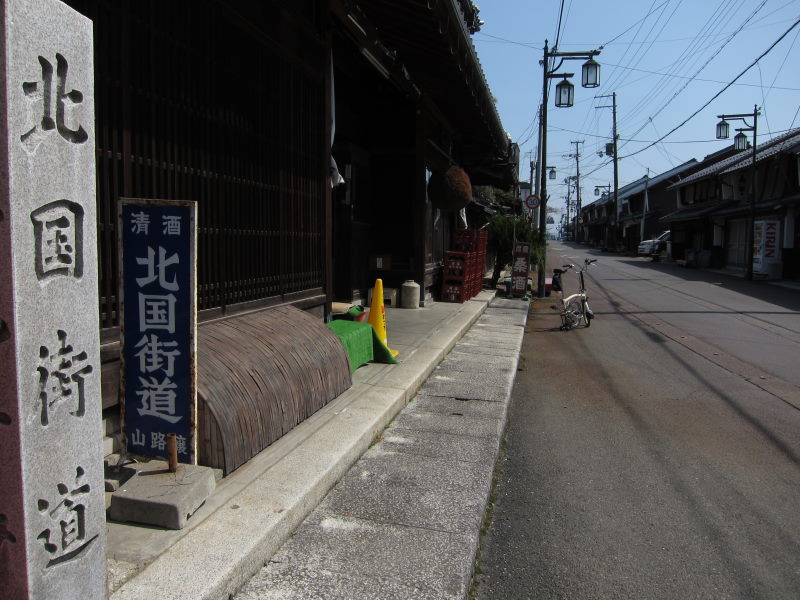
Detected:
left=453, top=229, right=488, bottom=253
left=444, top=251, right=468, bottom=279
left=441, top=280, right=466, bottom=303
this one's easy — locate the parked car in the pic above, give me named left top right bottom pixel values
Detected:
left=638, top=230, right=670, bottom=256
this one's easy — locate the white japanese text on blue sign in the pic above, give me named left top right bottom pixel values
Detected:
left=121, top=203, right=193, bottom=462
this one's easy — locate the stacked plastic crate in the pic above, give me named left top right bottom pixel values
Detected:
left=441, top=229, right=488, bottom=302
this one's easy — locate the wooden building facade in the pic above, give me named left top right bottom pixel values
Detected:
left=62, top=0, right=515, bottom=471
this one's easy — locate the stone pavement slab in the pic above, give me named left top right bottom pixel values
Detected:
left=449, top=341, right=521, bottom=358
left=418, top=376, right=513, bottom=402
left=379, top=427, right=501, bottom=465
left=391, top=410, right=506, bottom=440
left=348, top=447, right=494, bottom=495
left=245, top=513, right=476, bottom=600
left=409, top=394, right=509, bottom=420
left=316, top=470, right=485, bottom=534
left=437, top=352, right=519, bottom=374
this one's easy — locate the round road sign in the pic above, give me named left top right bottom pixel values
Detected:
left=525, top=194, right=540, bottom=210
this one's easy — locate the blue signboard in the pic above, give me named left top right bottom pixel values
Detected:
left=119, top=199, right=197, bottom=464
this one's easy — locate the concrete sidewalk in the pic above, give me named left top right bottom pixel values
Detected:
left=235, top=296, right=529, bottom=600
left=109, top=290, right=523, bottom=599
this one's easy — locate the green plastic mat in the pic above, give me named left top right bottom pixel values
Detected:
left=327, top=320, right=374, bottom=373
left=370, top=329, right=399, bottom=365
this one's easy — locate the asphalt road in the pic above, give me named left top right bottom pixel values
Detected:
left=474, top=243, right=800, bottom=600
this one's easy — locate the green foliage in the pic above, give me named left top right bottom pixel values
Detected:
left=473, top=185, right=517, bottom=208
left=486, top=212, right=544, bottom=289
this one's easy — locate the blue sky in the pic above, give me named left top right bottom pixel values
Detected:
left=472, top=0, right=800, bottom=218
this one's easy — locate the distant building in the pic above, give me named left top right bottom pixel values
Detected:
left=664, top=128, right=800, bottom=277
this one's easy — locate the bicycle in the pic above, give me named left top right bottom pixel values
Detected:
left=552, top=258, right=597, bottom=330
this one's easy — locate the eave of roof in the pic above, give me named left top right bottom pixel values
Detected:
left=660, top=200, right=735, bottom=222
left=355, top=0, right=512, bottom=180
left=668, top=128, right=800, bottom=189
left=617, top=160, right=698, bottom=200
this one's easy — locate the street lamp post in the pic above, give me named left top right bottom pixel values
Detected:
left=594, top=184, right=611, bottom=197
left=592, top=184, right=611, bottom=246
left=715, top=105, right=760, bottom=279
left=537, top=40, right=601, bottom=297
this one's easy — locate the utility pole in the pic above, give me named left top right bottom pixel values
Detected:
left=537, top=39, right=601, bottom=297
left=534, top=104, right=543, bottom=229
left=567, top=140, right=583, bottom=242
left=640, top=167, right=650, bottom=243
left=537, top=42, right=551, bottom=295
left=528, top=151, right=535, bottom=221
left=596, top=92, right=619, bottom=251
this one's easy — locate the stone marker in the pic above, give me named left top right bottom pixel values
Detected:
left=110, top=462, right=216, bottom=530
left=0, top=0, right=105, bottom=598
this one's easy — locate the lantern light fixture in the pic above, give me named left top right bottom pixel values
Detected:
left=716, top=119, right=730, bottom=140
left=554, top=78, right=574, bottom=108
left=582, top=58, right=600, bottom=88
left=734, top=131, right=749, bottom=151
left=594, top=184, right=611, bottom=197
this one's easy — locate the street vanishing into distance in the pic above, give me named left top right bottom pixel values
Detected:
left=475, top=241, right=800, bottom=600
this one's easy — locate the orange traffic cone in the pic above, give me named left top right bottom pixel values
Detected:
left=368, top=278, right=399, bottom=357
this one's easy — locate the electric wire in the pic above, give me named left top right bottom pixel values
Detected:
left=603, top=0, right=678, bottom=93
left=627, top=0, right=768, bottom=133
left=790, top=104, right=800, bottom=130
left=614, top=0, right=734, bottom=123
left=621, top=0, right=752, bottom=132
left=619, top=0, right=745, bottom=129
left=554, top=0, right=566, bottom=49
left=618, top=15, right=800, bottom=161
left=757, top=23, right=800, bottom=136
left=598, top=61, right=800, bottom=90
left=601, top=0, right=661, bottom=93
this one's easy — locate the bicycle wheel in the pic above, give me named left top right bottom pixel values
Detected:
left=565, top=298, right=583, bottom=329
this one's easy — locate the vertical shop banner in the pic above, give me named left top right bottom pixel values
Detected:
left=511, top=242, right=531, bottom=297
left=753, top=220, right=780, bottom=275
left=119, top=199, right=197, bottom=463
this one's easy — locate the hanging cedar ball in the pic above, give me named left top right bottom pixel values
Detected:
left=428, top=165, right=472, bottom=211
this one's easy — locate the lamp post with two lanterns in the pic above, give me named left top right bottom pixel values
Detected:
left=594, top=184, right=611, bottom=198
left=590, top=185, right=611, bottom=245
left=715, top=105, right=760, bottom=280
left=536, top=40, right=601, bottom=297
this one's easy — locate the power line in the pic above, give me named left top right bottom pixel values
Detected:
left=604, top=0, right=679, bottom=92
left=602, top=0, right=662, bottom=92
left=598, top=61, right=800, bottom=91
left=621, top=0, right=752, bottom=132
left=601, top=0, right=670, bottom=46
left=623, top=0, right=768, bottom=136
left=619, top=15, right=800, bottom=160
left=554, top=0, right=567, bottom=49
